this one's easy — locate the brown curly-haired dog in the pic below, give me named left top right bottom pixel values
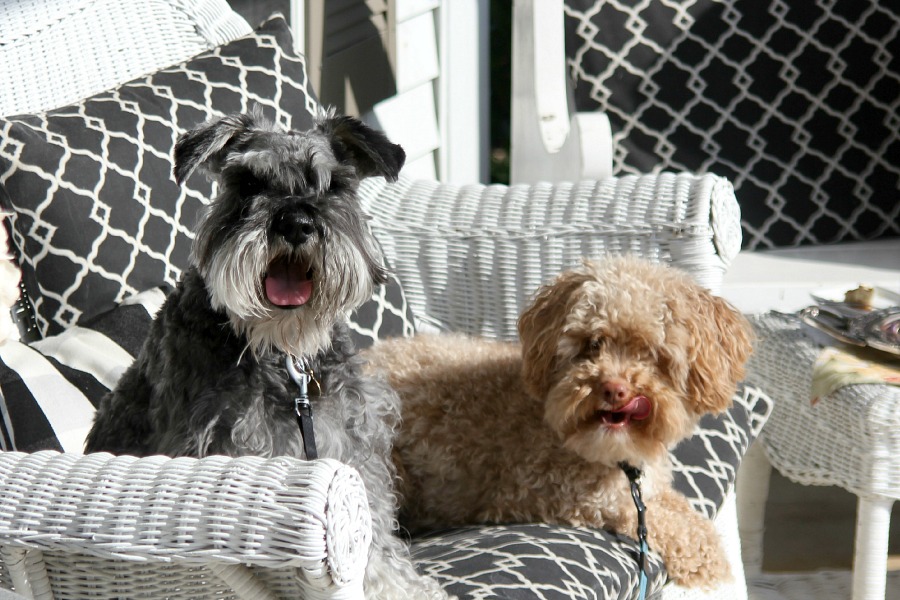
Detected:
left=365, top=256, right=754, bottom=589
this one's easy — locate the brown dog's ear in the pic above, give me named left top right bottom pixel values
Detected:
left=518, top=266, right=592, bottom=400
left=173, top=109, right=269, bottom=184
left=318, top=115, right=406, bottom=181
left=676, top=288, right=754, bottom=414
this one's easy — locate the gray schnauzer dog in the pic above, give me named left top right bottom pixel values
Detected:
left=85, top=109, right=448, bottom=599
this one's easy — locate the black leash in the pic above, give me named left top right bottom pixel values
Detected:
left=619, top=461, right=649, bottom=600
left=286, top=355, right=320, bottom=460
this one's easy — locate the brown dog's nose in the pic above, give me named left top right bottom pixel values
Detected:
left=600, top=380, right=629, bottom=403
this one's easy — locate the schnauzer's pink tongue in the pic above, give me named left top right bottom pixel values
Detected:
left=265, top=259, right=312, bottom=307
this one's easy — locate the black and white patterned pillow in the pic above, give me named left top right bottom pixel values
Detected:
left=670, top=383, right=772, bottom=518
left=410, top=384, right=773, bottom=597
left=563, top=0, right=900, bottom=250
left=348, top=267, right=416, bottom=350
left=0, top=15, right=319, bottom=336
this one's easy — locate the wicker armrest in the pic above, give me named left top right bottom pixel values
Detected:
left=0, top=451, right=371, bottom=599
left=359, top=172, right=742, bottom=339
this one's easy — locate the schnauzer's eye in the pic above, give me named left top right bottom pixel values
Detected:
left=238, top=175, right=265, bottom=198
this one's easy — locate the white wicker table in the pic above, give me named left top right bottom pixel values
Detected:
left=742, top=311, right=900, bottom=600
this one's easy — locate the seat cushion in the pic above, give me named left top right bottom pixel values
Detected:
left=412, top=524, right=667, bottom=600
left=0, top=15, right=319, bottom=336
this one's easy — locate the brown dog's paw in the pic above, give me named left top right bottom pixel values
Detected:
left=660, top=535, right=731, bottom=589
left=645, top=490, right=732, bottom=589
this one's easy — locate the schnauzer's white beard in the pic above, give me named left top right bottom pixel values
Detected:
left=200, top=228, right=376, bottom=357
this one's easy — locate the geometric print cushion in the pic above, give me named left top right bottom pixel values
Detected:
left=0, top=272, right=416, bottom=454
left=670, top=383, right=773, bottom=519
left=412, top=523, right=668, bottom=600
left=0, top=15, right=319, bottom=336
left=563, top=0, right=900, bottom=250
left=409, top=384, right=773, bottom=598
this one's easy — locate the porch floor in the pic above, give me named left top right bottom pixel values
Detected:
left=750, top=473, right=900, bottom=599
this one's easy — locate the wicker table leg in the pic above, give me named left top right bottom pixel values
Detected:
left=851, top=495, right=895, bottom=600
left=736, top=442, right=773, bottom=576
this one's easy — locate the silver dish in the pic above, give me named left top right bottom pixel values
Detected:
left=800, top=304, right=900, bottom=357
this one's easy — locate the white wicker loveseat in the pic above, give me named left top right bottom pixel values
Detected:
left=0, top=1, right=770, bottom=599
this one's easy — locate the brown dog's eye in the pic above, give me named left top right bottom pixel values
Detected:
left=582, top=337, right=602, bottom=357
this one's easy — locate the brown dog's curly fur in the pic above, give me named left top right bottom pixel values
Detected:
left=365, top=256, right=754, bottom=589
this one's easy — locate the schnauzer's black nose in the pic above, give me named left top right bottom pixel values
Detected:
left=272, top=206, right=316, bottom=246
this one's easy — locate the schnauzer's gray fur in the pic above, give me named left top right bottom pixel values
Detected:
left=85, top=109, right=447, bottom=599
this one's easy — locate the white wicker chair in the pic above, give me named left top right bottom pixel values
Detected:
left=0, top=0, right=755, bottom=598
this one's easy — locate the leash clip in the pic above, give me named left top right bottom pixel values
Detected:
left=286, top=355, right=319, bottom=460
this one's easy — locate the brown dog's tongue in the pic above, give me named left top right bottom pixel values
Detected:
left=618, top=395, right=652, bottom=420
left=265, top=257, right=313, bottom=306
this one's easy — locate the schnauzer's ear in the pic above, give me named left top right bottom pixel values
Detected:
left=173, top=112, right=262, bottom=184
left=674, top=289, right=754, bottom=414
left=518, top=267, right=592, bottom=400
left=320, top=115, right=406, bottom=181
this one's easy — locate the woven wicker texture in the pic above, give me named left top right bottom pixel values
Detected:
left=0, top=0, right=252, bottom=116
left=0, top=452, right=371, bottom=599
left=746, top=312, right=900, bottom=498
left=359, top=171, right=741, bottom=340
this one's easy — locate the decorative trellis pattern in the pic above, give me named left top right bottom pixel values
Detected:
left=0, top=16, right=318, bottom=335
left=564, top=0, right=900, bottom=249
left=413, top=523, right=668, bottom=600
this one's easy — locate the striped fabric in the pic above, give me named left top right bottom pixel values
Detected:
left=0, top=278, right=413, bottom=454
left=0, top=288, right=165, bottom=453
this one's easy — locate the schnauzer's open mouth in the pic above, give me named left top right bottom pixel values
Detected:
left=594, top=395, right=651, bottom=429
left=264, top=256, right=314, bottom=308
